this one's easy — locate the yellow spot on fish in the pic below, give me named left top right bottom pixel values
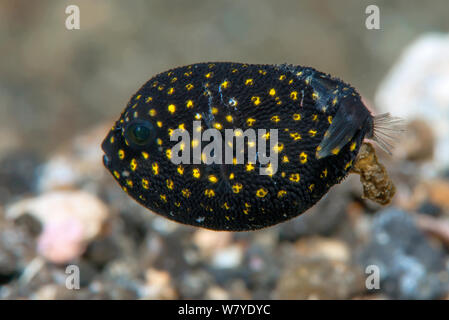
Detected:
left=282, top=155, right=289, bottom=163
left=204, top=189, right=215, bottom=198
left=170, top=77, right=177, bottom=83
left=213, top=122, right=223, bottom=130
left=312, top=92, right=319, bottom=100
left=142, top=179, right=149, bottom=189
left=265, top=163, right=274, bottom=176
left=226, top=115, right=233, bottom=123
left=309, top=129, right=317, bottom=137
left=269, top=88, right=276, bottom=96
left=232, top=183, right=242, bottom=193
left=290, top=132, right=301, bottom=141
left=309, top=184, right=315, bottom=192
left=177, top=165, right=184, bottom=175
left=208, top=175, right=218, bottom=183
left=271, top=115, right=280, bottom=123
left=290, top=91, right=298, bottom=100
left=312, top=114, right=318, bottom=121
left=277, top=190, right=287, bottom=198
left=289, top=173, right=300, bottom=183
left=145, top=96, right=153, bottom=103
left=165, top=149, right=172, bottom=160
left=186, top=100, right=194, bottom=108
left=221, top=80, right=229, bottom=89
left=126, top=179, right=133, bottom=188
left=247, top=118, right=256, bottom=126
left=166, top=179, right=174, bottom=190
left=344, top=160, right=353, bottom=170
left=292, top=113, right=301, bottom=121
left=113, top=171, right=120, bottom=179
left=136, top=94, right=141, bottom=100
left=130, top=158, right=137, bottom=171
left=279, top=75, right=286, bottom=80
left=110, top=136, right=115, bottom=144
left=186, top=83, right=194, bottom=90
left=149, top=109, right=157, bottom=117
left=205, top=72, right=213, bottom=78
left=182, top=188, right=191, bottom=198
left=350, top=142, right=357, bottom=151
left=193, top=168, right=201, bottom=179
left=299, top=152, right=308, bottom=164
left=251, top=96, right=261, bottom=106
left=245, top=78, right=254, bottom=86
left=273, top=143, right=284, bottom=153
left=328, top=116, right=333, bottom=124
left=331, top=147, right=340, bottom=155
left=332, top=97, right=338, bottom=106
left=211, top=107, right=218, bottom=115
left=157, top=138, right=163, bottom=145
left=118, top=149, right=125, bottom=160
left=320, top=168, right=328, bottom=178
left=168, top=104, right=176, bottom=114
left=167, top=87, right=175, bottom=95
left=152, top=162, right=159, bottom=175
left=157, top=121, right=163, bottom=128
left=160, top=194, right=167, bottom=202
left=246, top=163, right=255, bottom=172
left=256, top=188, right=268, bottom=198
left=222, top=202, right=230, bottom=210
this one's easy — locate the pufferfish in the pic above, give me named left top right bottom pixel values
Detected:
left=101, top=62, right=399, bottom=231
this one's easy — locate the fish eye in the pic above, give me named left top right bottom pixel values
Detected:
left=124, top=120, right=155, bottom=148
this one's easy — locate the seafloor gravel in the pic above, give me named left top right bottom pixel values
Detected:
left=1, top=116, right=449, bottom=299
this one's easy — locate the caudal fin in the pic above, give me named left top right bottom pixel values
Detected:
left=369, top=113, right=405, bottom=155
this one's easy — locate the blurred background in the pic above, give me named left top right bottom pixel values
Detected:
left=1, top=0, right=449, bottom=299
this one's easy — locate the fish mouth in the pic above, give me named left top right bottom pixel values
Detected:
left=101, top=134, right=113, bottom=169
left=103, top=153, right=111, bottom=168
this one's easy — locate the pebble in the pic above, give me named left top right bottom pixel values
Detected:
left=358, top=208, right=449, bottom=299
left=143, top=268, right=177, bottom=299
left=294, top=237, right=351, bottom=263
left=6, top=190, right=110, bottom=264
left=276, top=257, right=364, bottom=299
left=211, top=245, right=244, bottom=270
left=376, top=32, right=449, bottom=171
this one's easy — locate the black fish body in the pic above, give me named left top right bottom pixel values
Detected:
left=101, top=62, right=376, bottom=231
